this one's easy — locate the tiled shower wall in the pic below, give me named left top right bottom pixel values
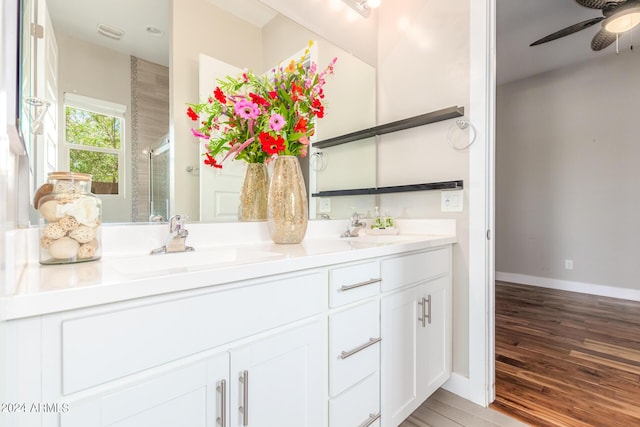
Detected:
left=131, top=57, right=170, bottom=222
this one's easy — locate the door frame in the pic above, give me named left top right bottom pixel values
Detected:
left=442, top=0, right=496, bottom=407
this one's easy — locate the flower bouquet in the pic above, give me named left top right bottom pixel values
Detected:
left=186, top=41, right=337, bottom=169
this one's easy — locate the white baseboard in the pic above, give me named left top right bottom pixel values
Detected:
left=496, top=272, right=640, bottom=302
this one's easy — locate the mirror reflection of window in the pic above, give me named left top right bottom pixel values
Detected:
left=63, top=93, right=125, bottom=196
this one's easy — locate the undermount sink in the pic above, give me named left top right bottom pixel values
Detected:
left=111, top=247, right=283, bottom=277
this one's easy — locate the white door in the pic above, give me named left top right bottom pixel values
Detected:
left=198, top=54, right=246, bottom=221
left=229, top=321, right=324, bottom=427
left=380, top=286, right=419, bottom=427
left=60, top=353, right=229, bottom=427
left=416, top=277, right=451, bottom=400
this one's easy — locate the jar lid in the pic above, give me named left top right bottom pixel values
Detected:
left=48, top=172, right=92, bottom=181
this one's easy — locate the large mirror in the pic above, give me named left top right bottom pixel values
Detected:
left=21, top=0, right=378, bottom=224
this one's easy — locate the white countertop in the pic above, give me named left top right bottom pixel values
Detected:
left=1, top=219, right=456, bottom=320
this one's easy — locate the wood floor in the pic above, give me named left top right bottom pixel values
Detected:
left=493, top=281, right=640, bottom=426
left=400, top=388, right=528, bottom=427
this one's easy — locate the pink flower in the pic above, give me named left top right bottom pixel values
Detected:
left=234, top=100, right=260, bottom=119
left=269, top=113, right=286, bottom=131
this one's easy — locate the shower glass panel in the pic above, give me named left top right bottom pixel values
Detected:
left=149, top=140, right=170, bottom=221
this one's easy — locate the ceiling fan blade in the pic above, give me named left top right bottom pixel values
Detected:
left=591, top=28, right=617, bottom=50
left=530, top=17, right=604, bottom=46
left=575, top=0, right=620, bottom=9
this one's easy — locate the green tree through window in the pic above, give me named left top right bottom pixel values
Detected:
left=65, top=106, right=122, bottom=194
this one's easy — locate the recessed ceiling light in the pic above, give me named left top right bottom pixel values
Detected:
left=146, top=26, right=164, bottom=37
left=97, top=23, right=124, bottom=40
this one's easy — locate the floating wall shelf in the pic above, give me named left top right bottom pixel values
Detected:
left=312, top=180, right=463, bottom=198
left=312, top=105, right=464, bottom=149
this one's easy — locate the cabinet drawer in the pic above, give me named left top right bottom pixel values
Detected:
left=60, top=271, right=324, bottom=394
left=329, top=260, right=380, bottom=308
left=381, top=247, right=450, bottom=292
left=329, top=300, right=380, bottom=396
left=329, top=371, right=380, bottom=427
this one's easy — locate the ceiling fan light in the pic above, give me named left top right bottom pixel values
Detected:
left=603, top=8, right=640, bottom=33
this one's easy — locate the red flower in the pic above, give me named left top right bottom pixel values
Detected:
left=186, top=107, right=199, bottom=121
left=311, top=98, right=324, bottom=118
left=294, top=117, right=308, bottom=133
left=214, top=87, right=226, bottom=104
left=259, top=132, right=285, bottom=155
left=204, top=153, right=223, bottom=169
left=268, top=91, right=278, bottom=99
left=249, top=93, right=269, bottom=107
left=291, top=83, right=303, bottom=101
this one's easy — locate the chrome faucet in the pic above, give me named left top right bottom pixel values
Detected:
left=341, top=212, right=367, bottom=238
left=150, top=214, right=195, bottom=254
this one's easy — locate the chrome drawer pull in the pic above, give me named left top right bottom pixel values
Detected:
left=340, top=337, right=381, bottom=359
left=339, top=278, right=381, bottom=292
left=418, top=298, right=426, bottom=327
left=216, top=379, right=226, bottom=426
left=426, top=294, right=432, bottom=325
left=239, top=370, right=249, bottom=426
left=359, top=412, right=381, bottom=427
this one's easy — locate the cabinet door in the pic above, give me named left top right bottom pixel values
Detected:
left=60, top=352, right=229, bottom=427
left=229, top=320, right=324, bottom=427
left=380, top=286, right=419, bottom=427
left=416, top=276, right=452, bottom=401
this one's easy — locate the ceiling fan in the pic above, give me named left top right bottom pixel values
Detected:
left=530, top=0, right=640, bottom=51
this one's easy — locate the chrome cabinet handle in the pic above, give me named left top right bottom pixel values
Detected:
left=426, top=294, right=432, bottom=325
left=216, top=379, right=226, bottom=426
left=340, top=337, right=381, bottom=359
left=239, top=371, right=249, bottom=426
left=418, top=298, right=426, bottom=327
left=339, top=278, right=381, bottom=292
left=358, top=412, right=381, bottom=427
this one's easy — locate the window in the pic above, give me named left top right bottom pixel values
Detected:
left=63, top=93, right=126, bottom=195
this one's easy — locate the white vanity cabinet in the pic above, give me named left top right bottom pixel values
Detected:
left=4, top=240, right=454, bottom=427
left=380, top=248, right=452, bottom=427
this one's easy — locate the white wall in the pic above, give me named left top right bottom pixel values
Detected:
left=377, top=0, right=471, bottom=376
left=56, top=34, right=132, bottom=223
left=171, top=0, right=261, bottom=221
left=496, top=50, right=640, bottom=294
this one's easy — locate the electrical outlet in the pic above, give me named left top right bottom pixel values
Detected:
left=318, top=198, right=331, bottom=213
left=441, top=190, right=463, bottom=212
left=565, top=259, right=573, bottom=270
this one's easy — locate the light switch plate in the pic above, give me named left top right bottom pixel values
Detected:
left=441, top=190, right=463, bottom=212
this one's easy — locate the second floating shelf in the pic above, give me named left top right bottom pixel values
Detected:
left=312, top=180, right=463, bottom=198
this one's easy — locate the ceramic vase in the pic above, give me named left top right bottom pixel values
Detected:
left=239, top=163, right=269, bottom=221
left=267, top=155, right=308, bottom=244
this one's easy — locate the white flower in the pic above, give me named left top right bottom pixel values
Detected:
left=57, top=197, right=100, bottom=226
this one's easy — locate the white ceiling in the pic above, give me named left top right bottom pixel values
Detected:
left=497, top=0, right=635, bottom=85
left=47, top=0, right=170, bottom=66
left=46, top=0, right=634, bottom=85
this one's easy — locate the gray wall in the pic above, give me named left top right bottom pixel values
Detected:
left=496, top=50, right=640, bottom=292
